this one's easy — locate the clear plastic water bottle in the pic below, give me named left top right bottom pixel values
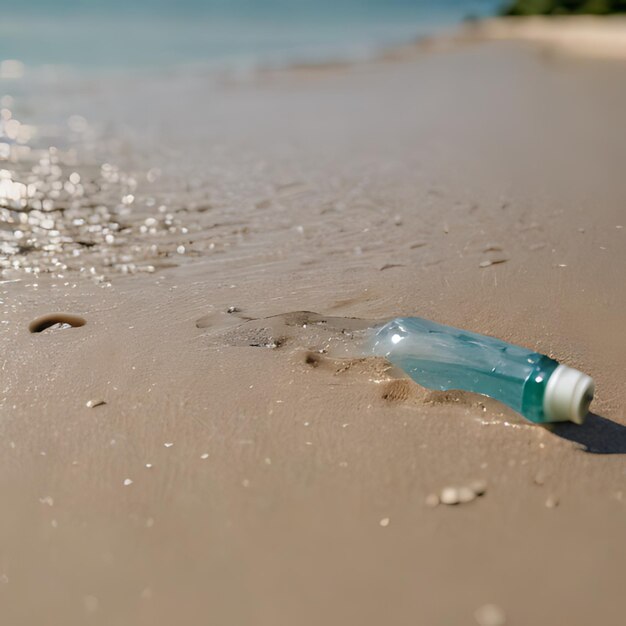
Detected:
left=371, top=317, right=594, bottom=424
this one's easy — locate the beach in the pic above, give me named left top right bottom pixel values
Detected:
left=1, top=24, right=626, bottom=626
left=464, top=16, right=626, bottom=59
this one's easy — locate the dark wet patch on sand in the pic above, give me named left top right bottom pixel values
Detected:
left=196, top=310, right=376, bottom=353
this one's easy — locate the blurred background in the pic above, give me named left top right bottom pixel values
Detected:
left=0, top=1, right=505, bottom=72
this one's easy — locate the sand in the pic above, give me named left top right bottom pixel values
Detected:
left=465, top=16, right=626, bottom=60
left=1, top=34, right=626, bottom=626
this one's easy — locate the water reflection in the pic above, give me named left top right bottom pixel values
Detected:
left=0, top=97, right=193, bottom=284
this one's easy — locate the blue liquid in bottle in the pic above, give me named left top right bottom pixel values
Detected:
left=370, top=317, right=594, bottom=424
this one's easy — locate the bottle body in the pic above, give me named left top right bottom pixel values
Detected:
left=370, top=317, right=590, bottom=424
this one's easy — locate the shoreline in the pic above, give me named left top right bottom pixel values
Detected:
left=3, top=15, right=625, bottom=87
left=263, top=15, right=626, bottom=75
left=244, top=15, right=626, bottom=82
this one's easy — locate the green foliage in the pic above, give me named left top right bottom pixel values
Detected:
left=501, top=0, right=626, bottom=15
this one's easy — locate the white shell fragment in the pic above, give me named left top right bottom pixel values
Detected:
left=440, top=487, right=461, bottom=505
left=439, top=480, right=488, bottom=506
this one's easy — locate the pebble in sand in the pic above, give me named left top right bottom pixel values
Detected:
left=439, top=480, right=487, bottom=506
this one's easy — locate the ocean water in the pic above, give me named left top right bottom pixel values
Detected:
left=0, top=0, right=503, bottom=71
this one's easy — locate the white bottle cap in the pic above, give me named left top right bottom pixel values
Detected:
left=543, top=364, right=595, bottom=424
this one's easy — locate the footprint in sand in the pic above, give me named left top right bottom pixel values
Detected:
left=196, top=309, right=376, bottom=355
left=381, top=379, right=415, bottom=403
left=29, top=313, right=86, bottom=333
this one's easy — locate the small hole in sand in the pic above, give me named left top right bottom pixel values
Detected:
left=29, top=313, right=86, bottom=334
left=305, top=352, right=322, bottom=367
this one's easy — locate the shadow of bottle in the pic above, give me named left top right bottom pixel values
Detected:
left=548, top=412, right=626, bottom=455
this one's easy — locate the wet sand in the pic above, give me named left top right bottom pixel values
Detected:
left=1, top=39, right=626, bottom=625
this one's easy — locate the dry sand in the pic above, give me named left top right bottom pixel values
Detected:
left=465, top=16, right=626, bottom=60
left=1, top=35, right=626, bottom=626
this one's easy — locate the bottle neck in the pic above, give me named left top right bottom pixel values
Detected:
left=521, top=355, right=559, bottom=423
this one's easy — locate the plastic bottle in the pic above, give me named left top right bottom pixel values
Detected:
left=370, top=317, right=594, bottom=424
